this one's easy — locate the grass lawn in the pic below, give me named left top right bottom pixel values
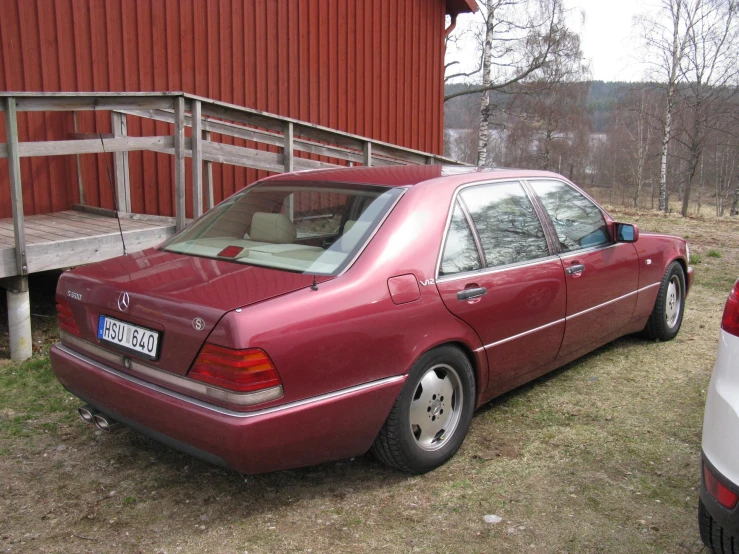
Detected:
left=0, top=209, right=737, bottom=553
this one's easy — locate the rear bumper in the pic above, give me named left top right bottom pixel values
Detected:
left=51, top=343, right=405, bottom=474
left=700, top=452, right=739, bottom=539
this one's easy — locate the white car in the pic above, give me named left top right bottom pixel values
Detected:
left=700, top=279, right=739, bottom=553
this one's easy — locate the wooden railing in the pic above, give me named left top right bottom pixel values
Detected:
left=0, top=92, right=465, bottom=279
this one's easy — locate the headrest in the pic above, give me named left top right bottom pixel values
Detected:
left=249, top=212, right=297, bottom=244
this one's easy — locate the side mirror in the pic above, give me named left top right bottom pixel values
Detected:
left=615, top=223, right=639, bottom=243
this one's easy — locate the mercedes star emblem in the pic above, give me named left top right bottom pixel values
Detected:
left=118, top=292, right=131, bottom=312
left=117, top=292, right=130, bottom=312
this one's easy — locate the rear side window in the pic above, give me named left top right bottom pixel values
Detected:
left=440, top=202, right=482, bottom=276
left=460, top=182, right=549, bottom=268
left=529, top=180, right=610, bottom=252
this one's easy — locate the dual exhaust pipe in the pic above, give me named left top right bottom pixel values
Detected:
left=77, top=405, right=121, bottom=432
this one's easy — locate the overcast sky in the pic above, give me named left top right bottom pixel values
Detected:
left=447, top=0, right=662, bottom=83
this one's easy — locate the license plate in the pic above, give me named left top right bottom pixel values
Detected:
left=97, top=316, right=160, bottom=359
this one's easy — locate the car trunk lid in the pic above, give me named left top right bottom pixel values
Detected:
left=59, top=249, right=331, bottom=376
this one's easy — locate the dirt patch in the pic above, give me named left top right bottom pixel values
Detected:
left=0, top=210, right=736, bottom=553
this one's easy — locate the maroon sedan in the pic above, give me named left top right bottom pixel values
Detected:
left=51, top=166, right=693, bottom=474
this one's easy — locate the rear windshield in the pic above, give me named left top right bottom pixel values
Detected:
left=161, top=181, right=403, bottom=276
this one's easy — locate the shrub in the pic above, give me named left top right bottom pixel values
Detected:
left=707, top=250, right=721, bottom=258
left=690, top=253, right=702, bottom=264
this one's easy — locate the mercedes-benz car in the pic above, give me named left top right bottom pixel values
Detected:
left=51, top=165, right=693, bottom=474
left=699, top=279, right=739, bottom=553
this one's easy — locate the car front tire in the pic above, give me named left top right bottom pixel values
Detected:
left=644, top=261, right=686, bottom=341
left=371, top=345, right=475, bottom=474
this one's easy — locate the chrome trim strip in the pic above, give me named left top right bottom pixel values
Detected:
left=519, top=178, right=560, bottom=256
left=558, top=242, right=620, bottom=259
left=567, top=282, right=660, bottom=320
left=458, top=196, right=487, bottom=268
left=436, top=254, right=562, bottom=283
left=55, top=342, right=405, bottom=419
left=482, top=318, right=566, bottom=350
left=60, top=332, right=284, bottom=407
left=480, top=282, right=661, bottom=350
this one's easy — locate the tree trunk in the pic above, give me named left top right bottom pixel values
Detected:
left=659, top=0, right=685, bottom=213
left=731, top=170, right=739, bottom=216
left=476, top=0, right=495, bottom=167
left=543, top=128, right=552, bottom=171
left=681, top=148, right=698, bottom=217
left=696, top=155, right=703, bottom=215
left=659, top=98, right=673, bottom=212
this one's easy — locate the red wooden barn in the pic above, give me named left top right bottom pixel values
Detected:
left=0, top=0, right=476, bottom=220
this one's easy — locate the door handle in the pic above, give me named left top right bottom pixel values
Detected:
left=457, top=287, right=487, bottom=301
left=565, top=264, right=586, bottom=275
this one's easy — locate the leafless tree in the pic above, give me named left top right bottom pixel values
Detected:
left=522, top=31, right=589, bottom=172
left=443, top=0, right=581, bottom=166
left=636, top=0, right=697, bottom=212
left=615, top=89, right=661, bottom=208
left=675, top=0, right=739, bottom=216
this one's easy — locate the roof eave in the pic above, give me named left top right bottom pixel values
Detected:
left=446, top=0, right=478, bottom=15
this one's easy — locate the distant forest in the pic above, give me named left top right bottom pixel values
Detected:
left=445, top=81, right=641, bottom=134
left=444, top=81, right=739, bottom=216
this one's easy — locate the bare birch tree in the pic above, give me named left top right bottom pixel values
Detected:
left=637, top=0, right=697, bottom=212
left=618, top=90, right=659, bottom=208
left=444, top=0, right=579, bottom=167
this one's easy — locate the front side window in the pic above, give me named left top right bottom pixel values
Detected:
left=460, top=182, right=550, bottom=268
left=161, top=182, right=403, bottom=276
left=529, top=180, right=610, bottom=253
left=440, top=202, right=482, bottom=276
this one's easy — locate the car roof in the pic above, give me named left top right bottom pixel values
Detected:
left=260, top=165, right=568, bottom=187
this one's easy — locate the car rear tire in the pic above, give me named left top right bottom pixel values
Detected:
left=699, top=499, right=737, bottom=553
left=643, top=261, right=685, bottom=341
left=370, top=345, right=475, bottom=474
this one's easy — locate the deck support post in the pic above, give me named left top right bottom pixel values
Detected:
left=72, top=112, right=86, bottom=205
left=191, top=100, right=204, bottom=219
left=283, top=121, right=294, bottom=219
left=111, top=112, right=131, bottom=212
left=203, top=131, right=214, bottom=210
left=4, top=97, right=28, bottom=277
left=363, top=141, right=372, bottom=167
left=5, top=276, right=31, bottom=362
left=173, top=96, right=186, bottom=231
left=283, top=121, right=294, bottom=172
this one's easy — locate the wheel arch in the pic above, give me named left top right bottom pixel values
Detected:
left=411, top=339, right=486, bottom=409
left=672, top=256, right=688, bottom=280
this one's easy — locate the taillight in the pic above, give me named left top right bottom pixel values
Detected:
left=189, top=344, right=281, bottom=393
left=704, top=464, right=739, bottom=509
left=721, top=280, right=739, bottom=337
left=56, top=296, right=81, bottom=336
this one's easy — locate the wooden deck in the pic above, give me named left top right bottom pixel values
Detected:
left=0, top=209, right=176, bottom=279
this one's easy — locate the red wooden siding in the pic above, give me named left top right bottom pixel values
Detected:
left=0, top=0, right=456, bottom=219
